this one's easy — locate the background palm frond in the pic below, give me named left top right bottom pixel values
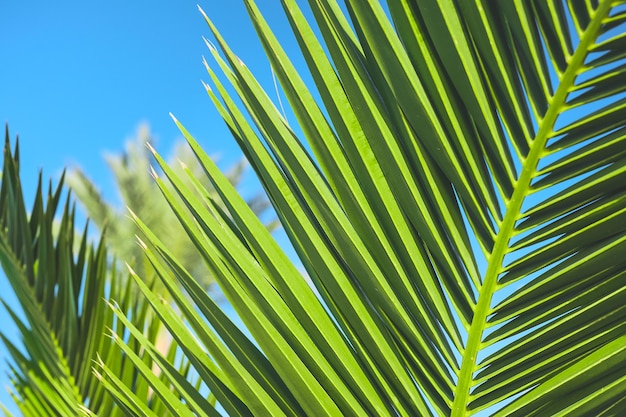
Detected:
left=0, top=128, right=195, bottom=416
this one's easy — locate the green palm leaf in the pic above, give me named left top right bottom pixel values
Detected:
left=101, top=1, right=625, bottom=415
left=66, top=123, right=279, bottom=291
left=0, top=128, right=199, bottom=416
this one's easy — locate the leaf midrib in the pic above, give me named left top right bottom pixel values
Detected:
left=450, top=2, right=613, bottom=415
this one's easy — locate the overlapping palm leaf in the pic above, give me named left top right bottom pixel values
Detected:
left=66, top=124, right=278, bottom=291
left=0, top=129, right=196, bottom=416
left=87, top=0, right=626, bottom=416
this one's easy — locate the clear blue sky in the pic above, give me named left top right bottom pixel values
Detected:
left=0, top=1, right=305, bottom=413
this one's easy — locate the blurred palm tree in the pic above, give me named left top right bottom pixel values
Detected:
left=67, top=123, right=278, bottom=291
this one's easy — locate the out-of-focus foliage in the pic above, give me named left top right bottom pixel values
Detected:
left=67, top=123, right=278, bottom=291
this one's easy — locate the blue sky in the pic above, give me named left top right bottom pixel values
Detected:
left=0, top=1, right=304, bottom=412
left=0, top=1, right=302, bottom=198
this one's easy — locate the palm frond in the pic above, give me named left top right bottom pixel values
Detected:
left=67, top=123, right=278, bottom=290
left=102, top=1, right=626, bottom=415
left=0, top=128, right=188, bottom=416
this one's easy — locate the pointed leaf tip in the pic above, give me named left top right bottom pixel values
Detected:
left=95, top=353, right=104, bottom=367
left=145, top=141, right=157, bottom=154
left=202, top=36, right=217, bottom=53
left=135, top=237, right=148, bottom=250
left=125, top=262, right=138, bottom=275
left=126, top=206, right=138, bottom=219
left=107, top=299, right=121, bottom=311
left=149, top=165, right=158, bottom=179
left=104, top=327, right=115, bottom=340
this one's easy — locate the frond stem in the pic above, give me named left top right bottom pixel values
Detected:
left=451, top=2, right=612, bottom=415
